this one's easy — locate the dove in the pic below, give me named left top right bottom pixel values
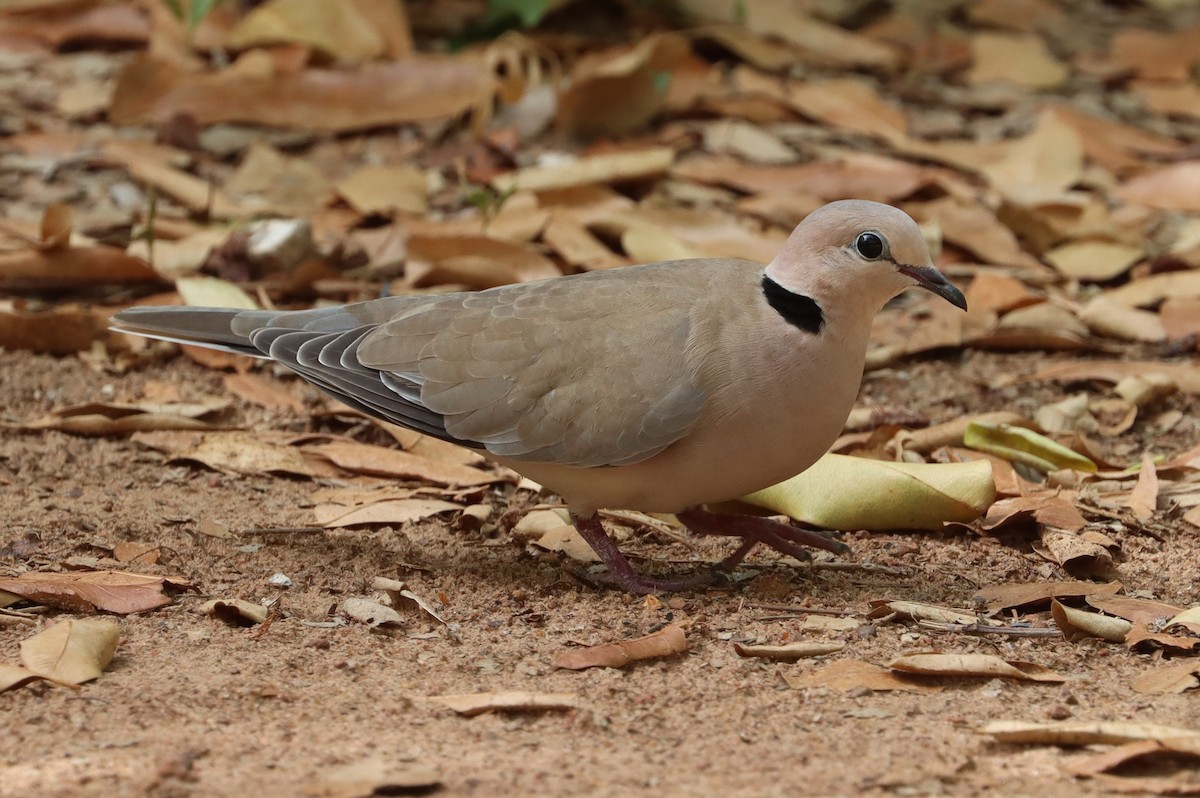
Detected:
left=112, top=200, right=966, bottom=594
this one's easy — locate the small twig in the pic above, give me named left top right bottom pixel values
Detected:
left=247, top=526, right=326, bottom=535
left=0, top=614, right=36, bottom=628
left=802, top=561, right=911, bottom=576
left=598, top=509, right=697, bottom=550
left=920, top=620, right=1063, bottom=638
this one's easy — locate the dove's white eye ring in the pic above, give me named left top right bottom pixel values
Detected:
left=855, top=232, right=885, bottom=260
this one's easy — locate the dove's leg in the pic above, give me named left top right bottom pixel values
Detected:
left=676, top=508, right=851, bottom=563
left=570, top=513, right=720, bottom=595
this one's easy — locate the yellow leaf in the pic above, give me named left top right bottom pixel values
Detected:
left=964, top=421, right=1097, bottom=473
left=176, top=276, right=259, bottom=310
left=20, top=619, right=119, bottom=685
left=742, top=454, right=995, bottom=531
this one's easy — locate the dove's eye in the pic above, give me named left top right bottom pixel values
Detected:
left=855, top=232, right=886, bottom=260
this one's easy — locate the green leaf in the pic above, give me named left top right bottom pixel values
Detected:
left=964, top=421, right=1097, bottom=473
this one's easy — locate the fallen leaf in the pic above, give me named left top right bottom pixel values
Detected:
left=554, top=623, right=688, bottom=670
left=222, top=373, right=306, bottom=414
left=178, top=433, right=313, bottom=477
left=405, top=233, right=559, bottom=289
left=964, top=421, right=1096, bottom=473
left=491, top=148, right=674, bottom=193
left=0, top=244, right=160, bottom=289
left=981, top=720, right=1200, bottom=745
left=0, top=304, right=113, bottom=354
left=743, top=455, right=995, bottom=531
left=23, top=398, right=233, bottom=436
left=111, top=542, right=161, bottom=565
left=968, top=32, right=1068, bottom=89
left=111, top=55, right=489, bottom=132
left=974, top=580, right=1123, bottom=613
left=198, top=599, right=270, bottom=626
left=0, top=663, right=45, bottom=693
left=701, top=119, right=797, bottom=164
left=301, top=439, right=499, bottom=486
left=372, top=577, right=446, bottom=625
left=867, top=600, right=980, bottom=626
left=982, top=493, right=1088, bottom=533
left=787, top=79, right=908, bottom=144
left=1044, top=240, right=1143, bottom=281
left=176, top=276, right=259, bottom=310
left=1132, top=661, right=1200, bottom=695
left=429, top=691, right=583, bottom=716
left=313, top=498, right=461, bottom=529
left=20, top=619, right=119, bottom=685
left=0, top=570, right=189, bottom=614
left=335, top=165, right=427, bottom=216
left=1115, top=162, right=1200, bottom=213
left=1051, top=599, right=1132, bottom=643
left=341, top=597, right=404, bottom=628
left=786, top=659, right=940, bottom=692
left=1129, top=455, right=1160, bottom=521
left=226, top=0, right=384, bottom=62
left=1078, top=299, right=1166, bottom=343
left=733, top=642, right=845, bottom=661
left=1027, top=361, right=1200, bottom=395
left=888, top=652, right=1067, bottom=682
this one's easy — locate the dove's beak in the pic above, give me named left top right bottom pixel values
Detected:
left=898, top=264, right=968, bottom=311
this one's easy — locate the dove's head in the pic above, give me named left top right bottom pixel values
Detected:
left=765, top=200, right=967, bottom=316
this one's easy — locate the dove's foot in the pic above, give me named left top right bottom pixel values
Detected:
left=676, top=507, right=850, bottom=561
left=570, top=512, right=724, bottom=595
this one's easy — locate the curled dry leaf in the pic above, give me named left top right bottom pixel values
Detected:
left=1051, top=599, right=1132, bottom=643
left=554, top=623, right=688, bottom=670
left=341, top=597, right=404, bottom=628
left=0, top=663, right=44, bottom=694
left=0, top=245, right=160, bottom=290
left=176, top=432, right=313, bottom=477
left=301, top=439, right=500, bottom=486
left=887, top=652, right=1067, bottom=682
left=1129, top=455, right=1159, bottom=521
left=733, top=642, right=846, bottom=661
left=743, top=454, right=995, bottom=531
left=867, top=600, right=980, bottom=626
left=22, top=399, right=235, bottom=436
left=1131, top=661, right=1200, bottom=695
left=964, top=421, right=1096, bottom=473
left=1033, top=528, right=1117, bottom=577
left=198, top=599, right=270, bottom=626
left=0, top=570, right=190, bottom=614
left=980, top=720, right=1200, bottom=746
left=982, top=493, right=1088, bottom=533
left=890, top=411, right=1026, bottom=455
left=974, top=580, right=1123, bottom=613
left=1028, top=361, right=1200, bottom=395
left=372, top=577, right=447, bottom=625
left=20, top=619, right=119, bottom=685
left=429, top=691, right=583, bottom=717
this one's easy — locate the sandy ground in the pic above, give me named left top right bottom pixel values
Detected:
left=3, top=346, right=1199, bottom=797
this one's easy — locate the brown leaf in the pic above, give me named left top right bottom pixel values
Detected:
left=1051, top=599, right=1132, bottom=643
left=198, top=599, right=270, bottom=626
left=1047, top=103, right=1183, bottom=176
left=405, top=233, right=559, bottom=289
left=982, top=720, right=1200, bottom=745
left=786, top=659, right=940, bottom=692
left=982, top=493, right=1088, bottom=533
left=226, top=0, right=384, bottom=62
left=335, top=165, right=427, bottom=216
left=1027, top=361, right=1200, bottom=394
left=1129, top=456, right=1160, bottom=521
left=0, top=570, right=189, bottom=614
left=314, top=498, right=461, bottom=529
left=1086, top=594, right=1184, bottom=627
left=1132, top=661, right=1200, bottom=695
left=491, top=148, right=674, bottom=194
left=20, top=619, right=119, bottom=685
left=907, top=196, right=1043, bottom=270
left=341, top=597, right=404, bottom=628
left=0, top=663, right=45, bottom=693
left=308, top=756, right=439, bottom=798
left=787, top=79, right=907, bottom=144
left=0, top=305, right=112, bottom=354
left=887, top=652, right=1066, bottom=682
left=974, top=580, right=1123, bottom=613
left=968, top=32, right=1068, bottom=89
left=554, top=623, right=688, bottom=670
left=111, top=542, right=161, bottom=565
left=176, top=432, right=313, bottom=477
left=1045, top=240, right=1143, bottom=281
left=733, top=642, right=846, bottom=661
left=1115, top=162, right=1200, bottom=213
left=111, top=55, right=489, bottom=132
left=0, top=2, right=149, bottom=49
left=24, top=399, right=233, bottom=436
left=301, top=439, right=500, bottom=486
left=0, top=244, right=159, bottom=289
left=222, top=373, right=306, bottom=414
left=429, top=691, right=583, bottom=717
left=1065, top=737, right=1200, bottom=780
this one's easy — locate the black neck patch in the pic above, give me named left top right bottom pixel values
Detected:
left=762, top=275, right=824, bottom=334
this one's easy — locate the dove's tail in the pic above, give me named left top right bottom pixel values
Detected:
left=110, top=306, right=280, bottom=358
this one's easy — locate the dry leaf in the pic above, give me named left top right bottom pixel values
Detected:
left=1079, top=299, right=1166, bottom=343
left=554, top=623, right=688, bottom=670
left=372, top=577, right=446, bottom=625
left=733, top=642, right=845, bottom=661
left=701, top=119, right=797, bottom=164
left=178, top=433, right=313, bottom=477
left=1115, top=162, right=1200, bottom=213
left=867, top=600, right=979, bottom=626
left=982, top=493, right=1088, bottom=533
left=314, top=498, right=461, bottom=529
left=981, top=720, right=1200, bottom=745
left=0, top=663, right=45, bottom=693
left=0, top=570, right=188, bottom=614
left=335, top=165, right=427, bottom=216
left=20, top=619, right=119, bottom=685
left=968, top=32, right=1068, bottom=89
left=1132, top=661, right=1200, bottom=695
left=429, top=691, right=583, bottom=717
left=788, top=79, right=907, bottom=144
left=743, top=455, right=995, bottom=531
left=301, top=439, right=498, bottom=486
left=405, top=234, right=559, bottom=289
left=111, top=542, right=161, bottom=565
left=1129, top=455, right=1160, bottom=521
left=974, top=580, right=1123, bottom=613
left=888, top=652, right=1067, bottom=682
left=0, top=305, right=114, bottom=354
left=341, top=597, right=404, bottom=628
left=1051, top=599, right=1132, bottom=643
left=491, top=148, right=674, bottom=193
left=226, top=0, right=384, bottom=62
left=111, top=55, right=488, bottom=132
left=1027, top=361, right=1200, bottom=395
left=787, top=659, right=940, bottom=692
left=0, top=244, right=159, bottom=289
left=198, top=599, right=270, bottom=626
left=222, top=373, right=306, bottom=414
left=1044, top=240, right=1143, bottom=281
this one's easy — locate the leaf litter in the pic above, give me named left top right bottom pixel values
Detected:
left=4, top=0, right=1200, bottom=793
